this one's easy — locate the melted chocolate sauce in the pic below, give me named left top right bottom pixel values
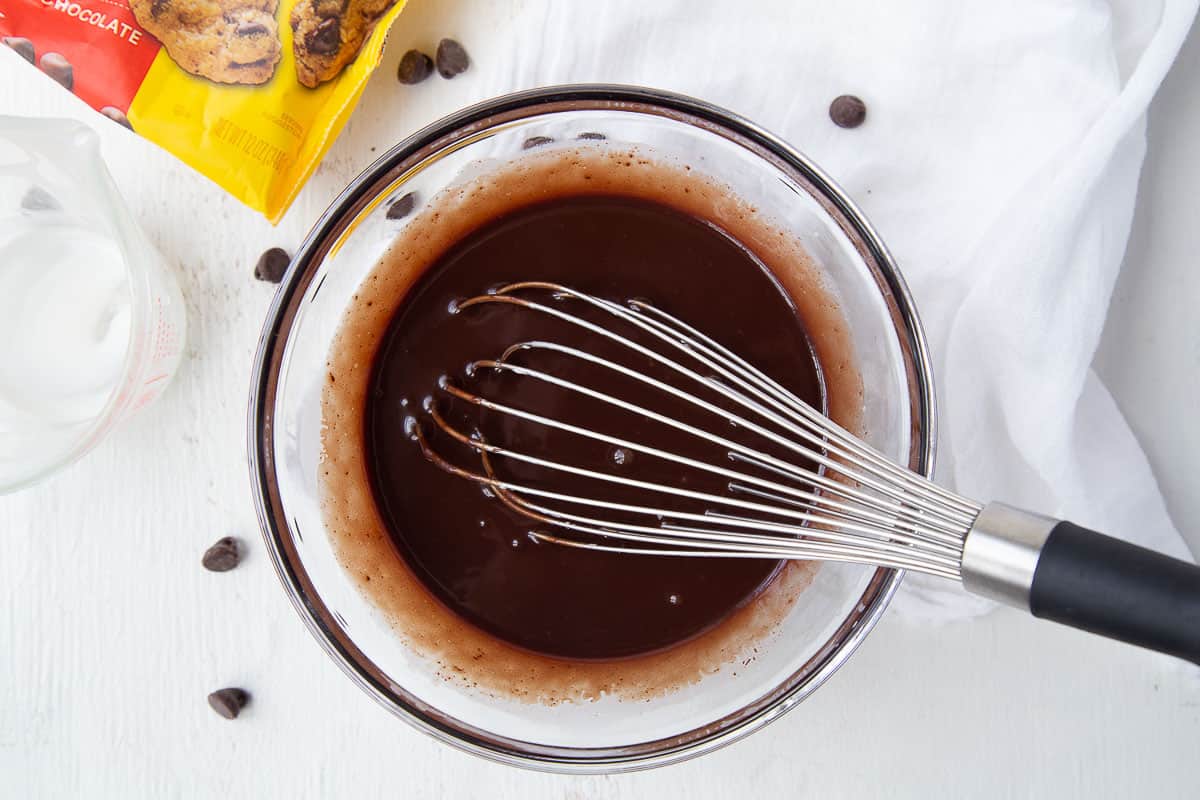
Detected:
left=366, top=195, right=824, bottom=660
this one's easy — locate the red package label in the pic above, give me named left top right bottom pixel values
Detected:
left=1, top=0, right=160, bottom=112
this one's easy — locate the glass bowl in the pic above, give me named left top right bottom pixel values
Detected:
left=249, top=85, right=935, bottom=772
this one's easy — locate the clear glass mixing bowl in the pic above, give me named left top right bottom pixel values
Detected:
left=249, top=86, right=935, bottom=772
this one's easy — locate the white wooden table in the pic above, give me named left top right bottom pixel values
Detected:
left=3, top=2, right=1198, bottom=796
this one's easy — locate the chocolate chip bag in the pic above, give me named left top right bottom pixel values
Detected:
left=1, top=0, right=409, bottom=222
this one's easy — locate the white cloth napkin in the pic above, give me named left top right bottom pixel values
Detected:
left=455, top=0, right=1198, bottom=620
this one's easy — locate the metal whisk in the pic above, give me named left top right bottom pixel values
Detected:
left=407, top=282, right=1200, bottom=665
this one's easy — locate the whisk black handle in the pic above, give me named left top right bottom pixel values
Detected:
left=1029, top=521, right=1200, bottom=666
left=961, top=503, right=1200, bottom=665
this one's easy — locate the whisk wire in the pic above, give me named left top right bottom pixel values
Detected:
left=417, top=399, right=964, bottom=575
left=473, top=284, right=977, bottom=528
left=488, top=282, right=973, bottom=519
left=470, top=433, right=963, bottom=577
left=443, top=361, right=965, bottom=548
left=627, top=297, right=976, bottom=516
left=412, top=283, right=981, bottom=578
left=471, top=347, right=972, bottom=536
left=427, top=401, right=949, bottom=552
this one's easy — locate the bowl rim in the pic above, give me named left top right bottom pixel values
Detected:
left=247, top=84, right=937, bottom=773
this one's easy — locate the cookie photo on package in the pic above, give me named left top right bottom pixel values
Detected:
left=1, top=0, right=409, bottom=221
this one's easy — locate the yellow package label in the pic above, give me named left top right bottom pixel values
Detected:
left=3, top=0, right=409, bottom=223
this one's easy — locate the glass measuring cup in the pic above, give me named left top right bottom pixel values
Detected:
left=0, top=116, right=186, bottom=493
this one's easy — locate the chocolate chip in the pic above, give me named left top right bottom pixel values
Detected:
left=397, top=49, right=433, bottom=84
left=386, top=192, right=416, bottom=220
left=829, top=95, right=867, bottom=129
left=21, top=187, right=60, bottom=211
left=39, top=53, right=73, bottom=92
left=253, top=247, right=290, bottom=283
left=150, top=0, right=170, bottom=17
left=3, top=37, right=34, bottom=64
left=207, top=688, right=249, bottom=719
left=201, top=536, right=241, bottom=572
left=576, top=131, right=606, bottom=141
left=235, top=22, right=270, bottom=37
left=522, top=136, right=554, bottom=150
left=100, top=107, right=133, bottom=131
left=435, top=38, right=469, bottom=79
left=307, top=18, right=340, bottom=55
